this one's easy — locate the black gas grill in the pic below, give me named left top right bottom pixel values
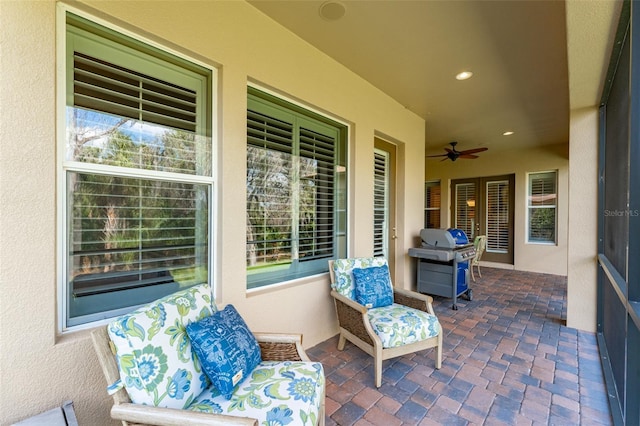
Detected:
left=408, top=228, right=475, bottom=310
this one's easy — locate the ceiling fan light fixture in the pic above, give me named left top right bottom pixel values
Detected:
left=503, top=131, right=515, bottom=136
left=319, top=1, right=346, bottom=21
left=455, top=71, right=473, bottom=81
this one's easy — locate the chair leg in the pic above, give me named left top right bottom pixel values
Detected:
left=374, top=356, right=383, bottom=388
left=477, top=264, right=482, bottom=278
left=435, top=330, right=443, bottom=369
left=318, top=392, right=326, bottom=426
left=373, top=344, right=384, bottom=387
left=337, top=333, right=346, bottom=351
left=471, top=264, right=476, bottom=282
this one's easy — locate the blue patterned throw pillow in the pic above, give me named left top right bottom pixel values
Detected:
left=186, top=304, right=261, bottom=399
left=352, top=265, right=394, bottom=308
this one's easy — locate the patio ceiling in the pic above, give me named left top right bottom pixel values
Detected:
left=248, top=0, right=622, bottom=156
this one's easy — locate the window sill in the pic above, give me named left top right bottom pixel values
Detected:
left=526, top=241, right=558, bottom=246
left=246, top=272, right=328, bottom=298
left=55, top=323, right=103, bottom=346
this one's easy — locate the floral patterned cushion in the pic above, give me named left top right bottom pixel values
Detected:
left=367, top=303, right=440, bottom=348
left=188, top=360, right=324, bottom=425
left=332, top=257, right=389, bottom=300
left=107, top=284, right=215, bottom=409
left=186, top=304, right=262, bottom=400
left=352, top=265, right=394, bottom=308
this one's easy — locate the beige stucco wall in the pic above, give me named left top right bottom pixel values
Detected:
left=567, top=107, right=599, bottom=332
left=425, top=143, right=570, bottom=276
left=0, top=1, right=426, bottom=424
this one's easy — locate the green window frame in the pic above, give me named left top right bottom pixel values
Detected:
left=246, top=87, right=347, bottom=288
left=60, top=11, right=214, bottom=329
left=527, top=171, right=557, bottom=244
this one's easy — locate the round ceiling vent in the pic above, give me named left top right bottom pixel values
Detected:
left=319, top=1, right=346, bottom=21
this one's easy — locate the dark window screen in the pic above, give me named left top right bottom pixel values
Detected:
left=604, top=29, right=630, bottom=278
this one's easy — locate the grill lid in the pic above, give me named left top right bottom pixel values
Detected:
left=420, top=228, right=469, bottom=249
left=447, top=228, right=469, bottom=245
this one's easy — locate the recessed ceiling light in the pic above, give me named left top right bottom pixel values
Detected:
left=455, top=71, right=473, bottom=81
left=319, top=1, right=346, bottom=21
left=503, top=131, right=514, bottom=136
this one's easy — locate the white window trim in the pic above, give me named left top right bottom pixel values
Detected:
left=525, top=170, right=558, bottom=246
left=56, top=3, right=219, bottom=333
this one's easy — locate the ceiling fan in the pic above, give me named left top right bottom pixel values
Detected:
left=427, top=141, right=488, bottom=162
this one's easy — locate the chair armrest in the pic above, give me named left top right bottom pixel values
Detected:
left=330, top=288, right=432, bottom=314
left=393, top=288, right=436, bottom=315
left=111, top=403, right=257, bottom=426
left=253, top=332, right=309, bottom=361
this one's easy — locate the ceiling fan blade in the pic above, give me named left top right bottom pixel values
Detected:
left=429, top=144, right=486, bottom=161
left=458, top=147, right=488, bottom=155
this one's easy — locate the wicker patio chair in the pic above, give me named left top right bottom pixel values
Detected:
left=328, top=257, right=442, bottom=387
left=91, top=284, right=325, bottom=426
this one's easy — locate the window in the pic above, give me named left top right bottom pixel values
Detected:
left=425, top=181, right=441, bottom=228
left=61, top=12, right=213, bottom=328
left=373, top=149, right=389, bottom=257
left=454, top=182, right=475, bottom=237
left=486, top=180, right=510, bottom=252
left=246, top=87, right=347, bottom=288
left=527, top=171, right=557, bottom=244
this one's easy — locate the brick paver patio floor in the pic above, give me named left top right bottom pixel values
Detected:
left=308, top=267, right=612, bottom=425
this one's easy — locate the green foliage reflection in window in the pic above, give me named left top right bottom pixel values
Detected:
left=63, top=12, right=213, bottom=328
left=246, top=88, right=347, bottom=288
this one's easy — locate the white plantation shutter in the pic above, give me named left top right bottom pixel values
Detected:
left=374, top=150, right=389, bottom=257
left=246, top=109, right=294, bottom=266
left=73, top=52, right=198, bottom=133
left=486, top=180, right=510, bottom=253
left=69, top=176, right=209, bottom=298
left=455, top=183, right=476, bottom=239
left=247, top=110, right=294, bottom=153
left=299, top=127, right=336, bottom=260
left=246, top=89, right=346, bottom=288
left=529, top=173, right=556, bottom=206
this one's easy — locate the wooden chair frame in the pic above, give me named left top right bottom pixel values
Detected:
left=471, top=235, right=487, bottom=282
left=328, top=260, right=442, bottom=388
left=91, top=327, right=325, bottom=426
